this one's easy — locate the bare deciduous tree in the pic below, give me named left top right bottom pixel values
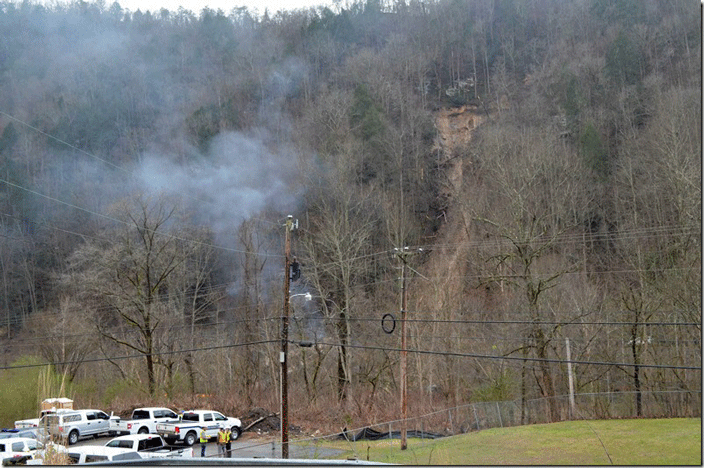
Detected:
left=63, top=195, right=216, bottom=396
left=301, top=171, right=379, bottom=401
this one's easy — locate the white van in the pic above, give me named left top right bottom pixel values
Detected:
left=44, top=409, right=116, bottom=445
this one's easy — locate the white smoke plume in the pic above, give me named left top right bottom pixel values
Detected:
left=136, top=130, right=302, bottom=245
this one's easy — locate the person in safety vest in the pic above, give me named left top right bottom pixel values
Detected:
left=217, top=426, right=228, bottom=457
left=225, top=426, right=232, bottom=457
left=199, top=426, right=208, bottom=457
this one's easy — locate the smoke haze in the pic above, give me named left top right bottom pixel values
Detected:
left=136, top=130, right=302, bottom=245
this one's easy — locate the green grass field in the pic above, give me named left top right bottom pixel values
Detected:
left=318, top=418, right=701, bottom=465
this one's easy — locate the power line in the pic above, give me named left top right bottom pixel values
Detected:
left=0, top=110, right=130, bottom=174
left=0, top=195, right=697, bottom=285
left=286, top=313, right=701, bottom=328
left=5, top=306, right=699, bottom=348
left=361, top=316, right=701, bottom=327
left=3, top=333, right=698, bottom=373
left=421, top=223, right=700, bottom=251
left=0, top=177, right=282, bottom=257
left=305, top=341, right=701, bottom=371
left=0, top=339, right=280, bottom=371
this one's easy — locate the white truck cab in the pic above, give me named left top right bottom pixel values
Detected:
left=65, top=446, right=143, bottom=464
left=110, top=407, right=179, bottom=436
left=104, top=434, right=194, bottom=458
left=0, top=437, right=43, bottom=464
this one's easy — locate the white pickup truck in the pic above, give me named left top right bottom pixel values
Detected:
left=15, top=398, right=74, bottom=429
left=45, top=409, right=118, bottom=445
left=156, top=410, right=242, bottom=446
left=104, top=434, right=194, bottom=459
left=64, top=446, right=143, bottom=464
left=110, top=407, right=180, bottom=436
left=0, top=437, right=42, bottom=464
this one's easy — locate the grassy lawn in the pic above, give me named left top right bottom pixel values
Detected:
left=311, top=418, right=701, bottom=465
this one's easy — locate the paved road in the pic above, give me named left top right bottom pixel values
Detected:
left=73, top=433, right=344, bottom=460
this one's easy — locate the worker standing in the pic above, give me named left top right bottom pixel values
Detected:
left=217, top=426, right=228, bottom=457
left=225, top=426, right=232, bottom=457
left=199, top=427, right=208, bottom=457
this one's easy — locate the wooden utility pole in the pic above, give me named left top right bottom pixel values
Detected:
left=400, top=257, right=408, bottom=450
left=280, top=215, right=294, bottom=459
left=566, top=338, right=576, bottom=419
left=394, top=246, right=417, bottom=451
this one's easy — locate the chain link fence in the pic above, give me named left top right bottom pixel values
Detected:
left=342, top=391, right=701, bottom=440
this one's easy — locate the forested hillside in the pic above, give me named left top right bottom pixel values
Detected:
left=0, top=0, right=700, bottom=429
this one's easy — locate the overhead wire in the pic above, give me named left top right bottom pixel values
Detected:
left=0, top=111, right=288, bottom=258
left=0, top=177, right=287, bottom=257
left=0, top=337, right=698, bottom=372
left=1, top=114, right=700, bottom=384
left=0, top=111, right=130, bottom=174
left=0, top=171, right=696, bottom=278
left=4, top=300, right=699, bottom=348
left=0, top=339, right=280, bottom=371
left=304, top=340, right=701, bottom=371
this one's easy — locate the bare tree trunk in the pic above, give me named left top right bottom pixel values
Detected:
left=630, top=321, right=642, bottom=417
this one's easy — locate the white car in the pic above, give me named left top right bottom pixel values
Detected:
left=0, top=437, right=42, bottom=464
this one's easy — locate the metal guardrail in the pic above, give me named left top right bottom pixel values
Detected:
left=82, top=458, right=391, bottom=466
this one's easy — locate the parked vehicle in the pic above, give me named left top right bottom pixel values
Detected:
left=104, top=434, right=194, bottom=458
left=0, top=437, right=42, bottom=464
left=44, top=409, right=117, bottom=445
left=15, top=412, right=59, bottom=430
left=156, top=410, right=242, bottom=446
left=0, top=428, right=42, bottom=440
left=14, top=398, right=74, bottom=430
left=64, top=446, right=143, bottom=464
left=110, top=407, right=180, bottom=436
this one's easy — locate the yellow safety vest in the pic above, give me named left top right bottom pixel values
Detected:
left=217, top=431, right=227, bottom=444
left=200, top=430, right=208, bottom=443
left=225, top=430, right=231, bottom=443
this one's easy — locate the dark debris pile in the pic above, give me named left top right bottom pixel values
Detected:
left=337, top=427, right=445, bottom=441
left=242, top=407, right=280, bottom=433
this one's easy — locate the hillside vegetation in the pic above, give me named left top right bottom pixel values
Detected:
left=0, top=0, right=700, bottom=429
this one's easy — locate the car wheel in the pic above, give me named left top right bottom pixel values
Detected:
left=68, top=430, right=79, bottom=445
left=138, top=427, right=149, bottom=434
left=185, top=431, right=197, bottom=446
left=230, top=427, right=242, bottom=441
